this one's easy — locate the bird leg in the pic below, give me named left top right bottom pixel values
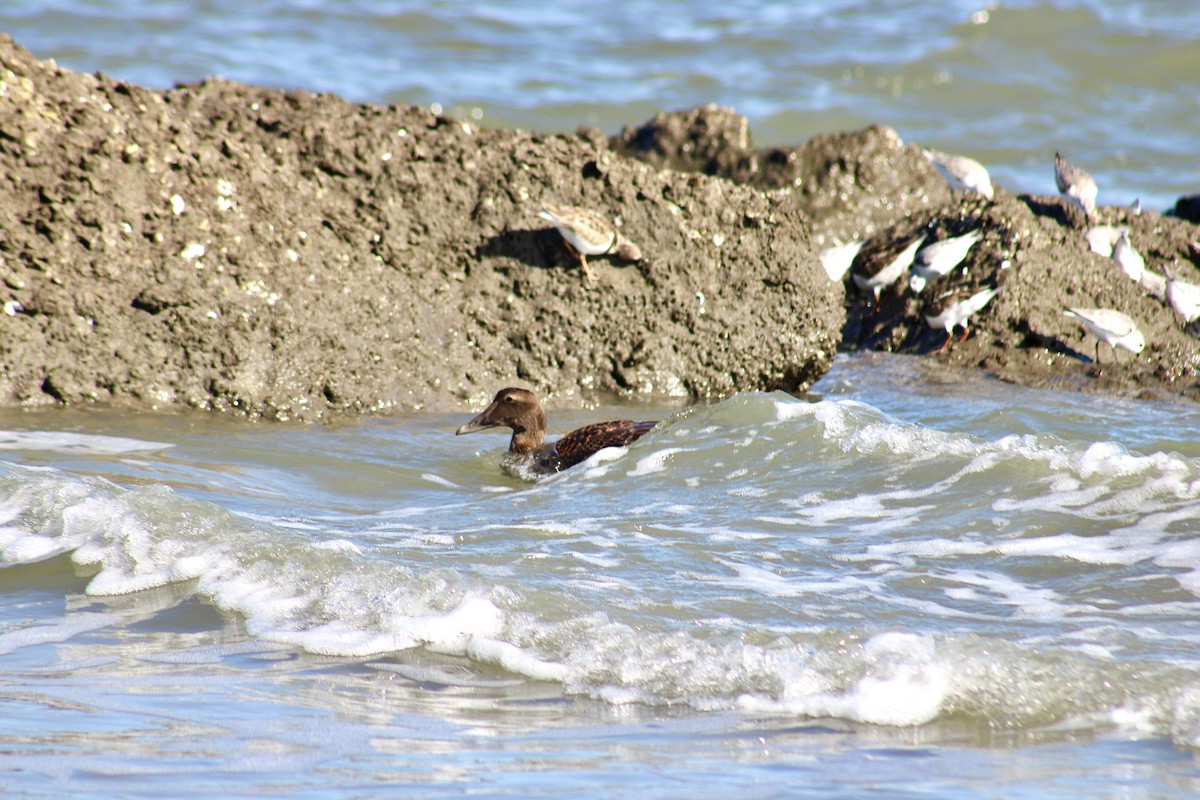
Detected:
left=560, top=240, right=596, bottom=284
left=936, top=331, right=953, bottom=353
left=579, top=255, right=596, bottom=285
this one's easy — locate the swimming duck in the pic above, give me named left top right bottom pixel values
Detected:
left=456, top=388, right=657, bottom=475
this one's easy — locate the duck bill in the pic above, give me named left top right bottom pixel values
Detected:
left=455, top=407, right=499, bottom=436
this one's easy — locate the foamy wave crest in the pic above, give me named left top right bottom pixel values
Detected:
left=4, top=448, right=1200, bottom=743
left=648, top=394, right=1200, bottom=601
left=0, top=463, right=563, bottom=676
left=545, top=621, right=1200, bottom=737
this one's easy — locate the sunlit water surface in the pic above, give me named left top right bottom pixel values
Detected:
left=2, top=354, right=1199, bottom=798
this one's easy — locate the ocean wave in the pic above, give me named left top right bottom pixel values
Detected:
left=3, top=420, right=1200, bottom=745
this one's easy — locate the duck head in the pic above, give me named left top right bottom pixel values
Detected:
left=455, top=388, right=547, bottom=453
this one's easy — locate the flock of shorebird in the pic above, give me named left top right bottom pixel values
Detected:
left=821, top=149, right=1200, bottom=359
left=533, top=150, right=1198, bottom=363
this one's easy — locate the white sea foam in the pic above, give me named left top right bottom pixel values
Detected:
left=627, top=447, right=686, bottom=477
left=715, top=559, right=880, bottom=599
left=0, top=466, right=537, bottom=672
left=738, top=632, right=950, bottom=726
left=0, top=430, right=173, bottom=455
left=938, top=569, right=1069, bottom=621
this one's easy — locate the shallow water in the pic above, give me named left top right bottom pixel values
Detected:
left=3, top=0, right=1198, bottom=211
left=2, top=354, right=1200, bottom=797
left=3, top=1, right=1200, bottom=797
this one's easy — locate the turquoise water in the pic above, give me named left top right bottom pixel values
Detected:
left=2, top=2, right=1200, bottom=797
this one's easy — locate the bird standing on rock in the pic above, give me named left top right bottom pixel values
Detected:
left=1163, top=265, right=1200, bottom=326
left=819, top=239, right=865, bottom=282
left=1085, top=225, right=1125, bottom=257
left=923, top=286, right=1000, bottom=352
left=456, top=388, right=658, bottom=477
left=851, top=233, right=925, bottom=306
left=538, top=204, right=642, bottom=284
left=1111, top=231, right=1144, bottom=282
left=1063, top=308, right=1144, bottom=364
left=909, top=229, right=983, bottom=293
left=923, top=149, right=994, bottom=199
left=1054, top=151, right=1098, bottom=221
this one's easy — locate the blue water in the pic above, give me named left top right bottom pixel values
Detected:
left=2, top=2, right=1200, bottom=798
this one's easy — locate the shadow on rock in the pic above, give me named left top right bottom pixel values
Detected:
left=1018, top=195, right=1077, bottom=228
left=475, top=227, right=569, bottom=272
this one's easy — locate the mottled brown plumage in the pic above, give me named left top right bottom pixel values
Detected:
left=850, top=233, right=925, bottom=303
left=456, top=388, right=657, bottom=475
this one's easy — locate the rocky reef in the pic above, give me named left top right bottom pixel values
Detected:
left=0, top=36, right=1196, bottom=421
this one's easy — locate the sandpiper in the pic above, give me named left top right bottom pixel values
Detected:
left=1054, top=151, right=1098, bottom=220
left=909, top=229, right=983, bottom=293
left=851, top=233, right=926, bottom=306
left=923, top=286, right=1000, bottom=352
left=1063, top=307, right=1144, bottom=363
left=1111, top=231, right=1144, bottom=282
left=1140, top=269, right=1167, bottom=301
left=1084, top=225, right=1125, bottom=258
left=819, top=239, right=865, bottom=282
left=1163, top=265, right=1200, bottom=325
left=923, top=149, right=994, bottom=199
left=538, top=204, right=642, bottom=284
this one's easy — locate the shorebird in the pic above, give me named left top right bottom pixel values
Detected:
left=923, top=149, right=994, bottom=199
left=1054, top=151, right=1098, bottom=220
left=1063, top=308, right=1144, bottom=363
left=923, top=286, right=1000, bottom=352
left=538, top=204, right=642, bottom=284
left=1163, top=265, right=1200, bottom=325
left=851, top=233, right=925, bottom=306
left=819, top=239, right=865, bottom=282
left=1140, top=269, right=1167, bottom=301
left=1111, top=231, right=1144, bottom=282
left=456, top=387, right=657, bottom=477
left=909, top=229, right=983, bottom=293
left=1085, top=225, right=1125, bottom=258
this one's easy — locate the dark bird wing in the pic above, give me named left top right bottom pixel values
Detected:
left=543, top=420, right=658, bottom=472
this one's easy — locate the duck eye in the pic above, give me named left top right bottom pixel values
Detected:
left=504, top=396, right=514, bottom=404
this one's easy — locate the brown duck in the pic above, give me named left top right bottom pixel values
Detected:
left=456, top=388, right=658, bottom=475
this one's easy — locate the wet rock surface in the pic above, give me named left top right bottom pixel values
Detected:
left=0, top=37, right=1196, bottom=421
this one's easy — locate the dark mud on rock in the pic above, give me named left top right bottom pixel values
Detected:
left=1, top=37, right=1197, bottom=422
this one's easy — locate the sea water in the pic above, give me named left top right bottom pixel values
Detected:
left=1, top=354, right=1199, bottom=797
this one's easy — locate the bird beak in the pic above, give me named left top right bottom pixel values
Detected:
left=455, top=405, right=499, bottom=435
